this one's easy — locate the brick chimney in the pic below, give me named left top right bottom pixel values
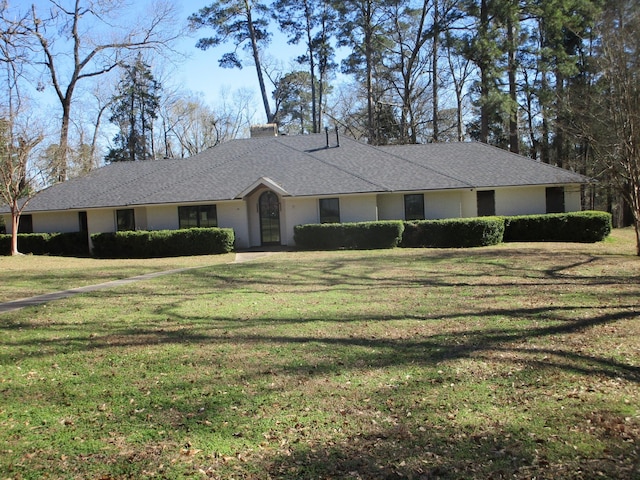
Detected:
left=250, top=123, right=278, bottom=138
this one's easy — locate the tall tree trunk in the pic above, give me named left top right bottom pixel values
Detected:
left=432, top=0, right=439, bottom=142
left=553, top=68, right=565, bottom=167
left=303, top=0, right=318, bottom=133
left=90, top=100, right=109, bottom=166
left=10, top=202, right=20, bottom=256
left=446, top=45, right=469, bottom=142
left=245, top=0, right=273, bottom=123
left=507, top=15, right=519, bottom=153
left=129, top=90, right=136, bottom=162
left=364, top=1, right=376, bottom=144
left=31, top=1, right=178, bottom=179
left=57, top=99, right=72, bottom=182
left=317, top=9, right=330, bottom=132
left=540, top=65, right=550, bottom=163
left=479, top=0, right=489, bottom=143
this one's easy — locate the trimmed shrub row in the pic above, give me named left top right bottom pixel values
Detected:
left=402, top=217, right=505, bottom=248
left=294, top=221, right=404, bottom=250
left=91, top=228, right=234, bottom=258
left=294, top=211, right=611, bottom=250
left=0, top=232, right=90, bottom=256
left=503, top=211, right=612, bottom=243
left=1, top=211, right=612, bottom=256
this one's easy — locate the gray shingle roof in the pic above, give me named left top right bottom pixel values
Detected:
left=12, top=135, right=590, bottom=213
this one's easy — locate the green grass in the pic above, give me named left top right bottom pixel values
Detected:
left=0, top=253, right=235, bottom=303
left=1, top=229, right=639, bottom=479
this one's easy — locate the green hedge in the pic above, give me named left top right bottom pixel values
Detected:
left=294, top=213, right=609, bottom=252
left=503, top=211, right=611, bottom=243
left=91, top=228, right=235, bottom=258
left=0, top=232, right=90, bottom=256
left=402, top=217, right=505, bottom=248
left=294, top=221, right=404, bottom=250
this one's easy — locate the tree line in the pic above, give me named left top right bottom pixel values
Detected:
left=0, top=0, right=639, bottom=255
left=189, top=0, right=639, bottom=243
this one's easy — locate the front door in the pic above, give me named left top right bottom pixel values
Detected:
left=259, top=191, right=281, bottom=245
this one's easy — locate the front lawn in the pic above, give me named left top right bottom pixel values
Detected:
left=0, top=253, right=234, bottom=303
left=1, top=229, right=638, bottom=479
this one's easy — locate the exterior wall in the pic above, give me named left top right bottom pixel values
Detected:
left=146, top=205, right=179, bottom=230
left=340, top=194, right=378, bottom=223
left=135, top=201, right=252, bottom=248
left=87, top=202, right=252, bottom=249
left=243, top=192, right=379, bottom=247
left=376, top=186, right=584, bottom=221
left=2, top=211, right=80, bottom=234
left=140, top=202, right=251, bottom=248
left=425, top=191, right=465, bottom=219
left=134, top=207, right=148, bottom=230
left=218, top=201, right=250, bottom=249
left=459, top=190, right=477, bottom=217
left=34, top=211, right=80, bottom=233
left=86, top=209, right=116, bottom=251
left=282, top=197, right=317, bottom=246
left=344, top=187, right=583, bottom=223
left=495, top=186, right=545, bottom=216
left=377, top=193, right=404, bottom=221
left=88, top=209, right=116, bottom=235
left=2, top=183, right=587, bottom=250
left=565, top=185, right=582, bottom=212
left=493, top=185, right=583, bottom=216
left=378, top=191, right=466, bottom=220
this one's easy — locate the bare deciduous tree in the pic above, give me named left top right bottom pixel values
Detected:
left=0, top=10, right=44, bottom=255
left=588, top=0, right=640, bottom=254
left=22, top=0, right=180, bottom=181
left=0, top=119, right=44, bottom=255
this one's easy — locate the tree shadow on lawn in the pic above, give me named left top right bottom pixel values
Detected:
left=183, top=250, right=639, bottom=304
left=2, top=246, right=639, bottom=478
left=2, top=305, right=639, bottom=476
left=2, top=300, right=638, bottom=384
left=226, top=307, right=640, bottom=383
left=2, top=243, right=639, bottom=388
left=254, top=420, right=640, bottom=479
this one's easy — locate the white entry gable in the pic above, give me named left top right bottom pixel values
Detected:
left=236, top=176, right=290, bottom=199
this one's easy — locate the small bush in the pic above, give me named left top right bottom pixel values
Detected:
left=402, top=217, right=505, bottom=248
left=0, top=232, right=89, bottom=256
left=294, top=221, right=404, bottom=250
left=503, top=211, right=611, bottom=243
left=91, top=228, right=235, bottom=258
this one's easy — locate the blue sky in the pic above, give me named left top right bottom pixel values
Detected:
left=175, top=1, right=307, bottom=122
left=24, top=0, right=307, bottom=124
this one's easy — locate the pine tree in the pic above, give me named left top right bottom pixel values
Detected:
left=189, top=0, right=274, bottom=123
left=105, top=55, right=161, bottom=162
left=458, top=0, right=510, bottom=145
left=332, top=0, right=396, bottom=145
left=273, top=71, right=315, bottom=134
left=273, top=0, right=337, bottom=133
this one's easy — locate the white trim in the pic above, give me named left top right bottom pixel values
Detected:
left=236, top=177, right=290, bottom=199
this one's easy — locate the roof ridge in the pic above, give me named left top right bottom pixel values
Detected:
left=126, top=139, right=273, bottom=204
left=374, top=142, right=476, bottom=189
left=66, top=160, right=181, bottom=208
left=273, top=136, right=392, bottom=193
left=471, top=141, right=589, bottom=177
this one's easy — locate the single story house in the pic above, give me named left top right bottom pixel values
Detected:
left=2, top=130, right=590, bottom=250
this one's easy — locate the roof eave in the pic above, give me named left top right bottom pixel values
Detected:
left=236, top=177, right=290, bottom=199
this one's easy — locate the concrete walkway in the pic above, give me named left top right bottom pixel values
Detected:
left=233, top=249, right=284, bottom=263
left=0, top=250, right=281, bottom=314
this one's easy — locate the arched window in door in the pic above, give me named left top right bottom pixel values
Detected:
left=259, top=191, right=281, bottom=245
